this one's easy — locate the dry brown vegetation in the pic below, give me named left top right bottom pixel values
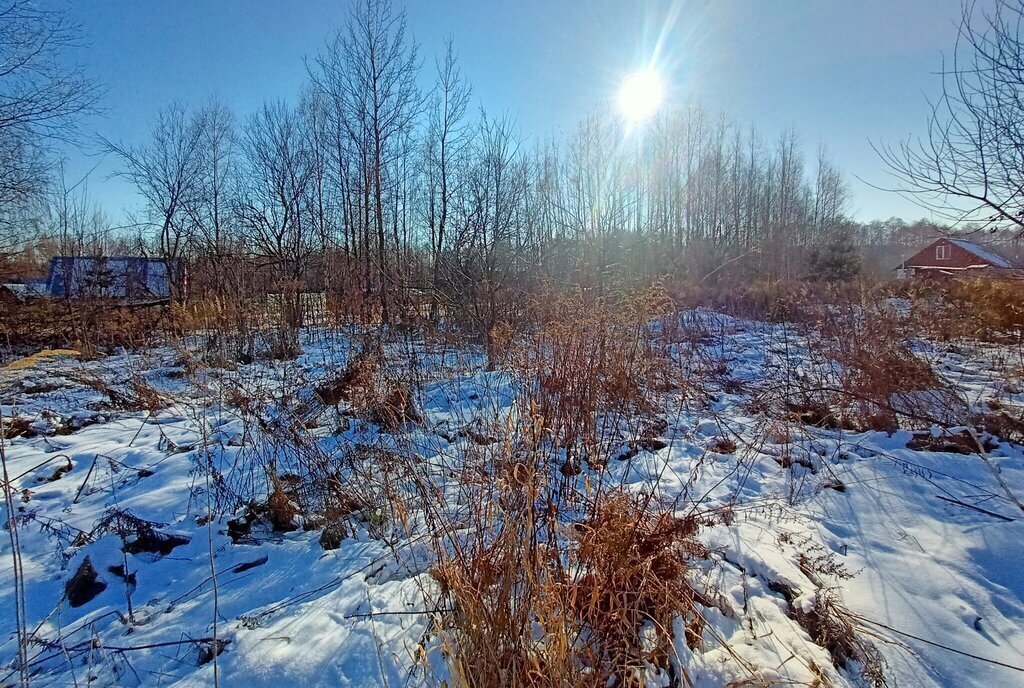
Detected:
left=5, top=274, right=1022, bottom=687
left=901, top=278, right=1024, bottom=342
left=427, top=434, right=705, bottom=688
left=803, top=303, right=964, bottom=432
left=521, top=287, right=677, bottom=467
left=0, top=299, right=171, bottom=358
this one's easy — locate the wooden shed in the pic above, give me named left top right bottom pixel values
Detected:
left=44, top=256, right=184, bottom=301
left=895, top=238, right=1017, bottom=279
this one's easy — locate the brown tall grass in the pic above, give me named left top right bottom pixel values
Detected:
left=0, top=299, right=171, bottom=357
left=428, top=426, right=704, bottom=688
left=901, top=277, right=1024, bottom=342
left=522, top=287, right=675, bottom=467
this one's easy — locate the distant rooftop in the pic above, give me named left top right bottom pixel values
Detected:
left=44, top=256, right=180, bottom=299
left=949, top=239, right=1014, bottom=268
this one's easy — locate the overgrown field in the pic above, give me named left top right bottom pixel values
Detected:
left=2, top=287, right=1024, bottom=687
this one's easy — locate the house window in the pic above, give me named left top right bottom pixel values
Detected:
left=936, top=244, right=951, bottom=260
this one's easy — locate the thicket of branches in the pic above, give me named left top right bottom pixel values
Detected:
left=4, top=0, right=1023, bottom=341
left=4, top=1, right=871, bottom=323
left=0, top=0, right=98, bottom=261
left=879, top=0, right=1024, bottom=232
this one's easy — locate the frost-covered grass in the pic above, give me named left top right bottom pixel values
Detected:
left=1, top=310, right=1023, bottom=687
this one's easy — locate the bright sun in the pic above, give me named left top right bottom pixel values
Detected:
left=617, top=69, right=665, bottom=123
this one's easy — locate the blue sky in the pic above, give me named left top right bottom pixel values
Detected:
left=60, top=0, right=970, bottom=223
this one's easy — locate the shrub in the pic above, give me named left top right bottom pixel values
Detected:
left=0, top=299, right=170, bottom=356
left=805, top=239, right=861, bottom=283
left=430, top=485, right=704, bottom=688
left=902, top=277, right=1024, bottom=342
left=522, top=286, right=674, bottom=460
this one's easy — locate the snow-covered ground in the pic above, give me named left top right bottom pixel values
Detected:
left=1, top=313, right=1022, bottom=687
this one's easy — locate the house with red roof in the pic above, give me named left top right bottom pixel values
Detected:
left=895, top=237, right=1019, bottom=279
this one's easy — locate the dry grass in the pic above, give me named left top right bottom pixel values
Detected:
left=523, top=287, right=675, bottom=463
left=0, top=299, right=171, bottom=357
left=745, top=296, right=968, bottom=433
left=266, top=472, right=300, bottom=532
left=423, top=359, right=706, bottom=688
left=570, top=492, right=705, bottom=677
left=4, top=348, right=82, bottom=370
left=72, top=371, right=168, bottom=414
left=669, top=279, right=870, bottom=324
left=814, top=305, right=952, bottom=431
left=9, top=279, right=950, bottom=686
left=430, top=485, right=704, bottom=688
left=902, top=278, right=1024, bottom=342
left=314, top=352, right=377, bottom=406
left=313, top=351, right=421, bottom=430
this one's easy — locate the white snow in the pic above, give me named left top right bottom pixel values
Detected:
left=1, top=316, right=1023, bottom=686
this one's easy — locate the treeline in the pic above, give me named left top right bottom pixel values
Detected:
left=3, top=0, right=998, bottom=332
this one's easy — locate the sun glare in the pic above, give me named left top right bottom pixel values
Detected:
left=617, top=69, right=665, bottom=123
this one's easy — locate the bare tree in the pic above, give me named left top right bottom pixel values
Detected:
left=173, top=98, right=246, bottom=300
left=186, top=98, right=238, bottom=266
left=564, top=114, right=628, bottom=291
left=422, top=37, right=472, bottom=319
left=878, top=0, right=1024, bottom=232
left=102, top=103, right=205, bottom=299
left=311, top=0, right=421, bottom=323
left=455, top=111, right=529, bottom=348
left=236, top=100, right=316, bottom=329
left=300, top=87, right=337, bottom=254
left=306, top=54, right=371, bottom=304
left=813, top=145, right=849, bottom=240
left=48, top=163, right=110, bottom=259
left=0, top=1, right=98, bottom=256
